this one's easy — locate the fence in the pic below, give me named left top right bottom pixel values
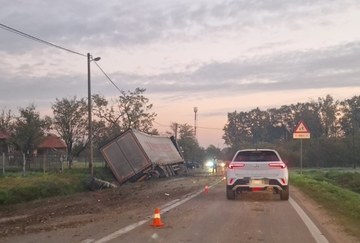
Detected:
left=1, top=152, right=106, bottom=175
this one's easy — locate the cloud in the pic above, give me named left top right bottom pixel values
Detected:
left=2, top=0, right=358, bottom=54
left=1, top=0, right=360, bottom=115
left=101, top=41, right=360, bottom=96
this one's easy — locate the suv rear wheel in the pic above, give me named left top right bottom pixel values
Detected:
left=280, top=185, right=289, bottom=200
left=226, top=186, right=236, bottom=200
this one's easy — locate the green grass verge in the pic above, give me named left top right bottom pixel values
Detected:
left=290, top=169, right=360, bottom=240
left=0, top=167, right=115, bottom=205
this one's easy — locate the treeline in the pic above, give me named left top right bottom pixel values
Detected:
left=0, top=88, right=157, bottom=168
left=222, top=94, right=360, bottom=168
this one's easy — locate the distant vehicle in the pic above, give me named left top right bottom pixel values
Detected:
left=226, top=149, right=289, bottom=200
left=185, top=161, right=200, bottom=169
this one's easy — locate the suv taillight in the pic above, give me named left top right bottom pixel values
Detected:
left=268, top=163, right=286, bottom=169
left=228, top=162, right=245, bottom=169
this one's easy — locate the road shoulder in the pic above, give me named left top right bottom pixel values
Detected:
left=290, top=186, right=359, bottom=243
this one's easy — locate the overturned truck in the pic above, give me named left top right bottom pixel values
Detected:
left=99, top=128, right=184, bottom=184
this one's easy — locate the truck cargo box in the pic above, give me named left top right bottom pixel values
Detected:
left=99, top=128, right=183, bottom=184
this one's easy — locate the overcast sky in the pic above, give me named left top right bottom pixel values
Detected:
left=1, top=0, right=360, bottom=148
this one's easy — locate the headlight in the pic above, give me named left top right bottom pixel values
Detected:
left=206, top=161, right=214, bottom=167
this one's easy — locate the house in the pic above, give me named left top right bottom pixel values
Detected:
left=0, top=130, right=10, bottom=154
left=36, top=133, right=67, bottom=156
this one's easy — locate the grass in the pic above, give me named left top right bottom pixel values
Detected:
left=0, top=167, right=115, bottom=205
left=290, top=169, right=360, bottom=240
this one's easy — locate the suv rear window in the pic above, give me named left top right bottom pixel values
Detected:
left=234, top=150, right=279, bottom=162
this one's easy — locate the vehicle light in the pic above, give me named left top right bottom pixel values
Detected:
left=206, top=161, right=214, bottom=167
left=281, top=178, right=286, bottom=184
left=229, top=178, right=234, bottom=184
left=268, top=163, right=286, bottom=169
left=228, top=162, right=245, bottom=169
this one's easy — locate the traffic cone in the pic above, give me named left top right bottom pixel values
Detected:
left=204, top=183, right=209, bottom=193
left=150, top=208, right=164, bottom=227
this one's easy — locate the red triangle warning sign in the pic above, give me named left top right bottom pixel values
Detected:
left=294, top=120, right=309, bottom=133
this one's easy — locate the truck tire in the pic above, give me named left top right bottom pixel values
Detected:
left=226, top=186, right=236, bottom=200
left=280, top=185, right=289, bottom=200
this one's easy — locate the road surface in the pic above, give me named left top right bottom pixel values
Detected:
left=2, top=177, right=337, bottom=243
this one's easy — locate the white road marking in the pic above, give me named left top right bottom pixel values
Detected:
left=88, top=183, right=218, bottom=243
left=80, top=239, right=95, bottom=243
left=289, top=197, right=329, bottom=243
left=93, top=220, right=149, bottom=243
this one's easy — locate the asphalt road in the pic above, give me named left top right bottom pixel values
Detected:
left=101, top=184, right=325, bottom=243
left=92, top=182, right=328, bottom=243
left=2, top=180, right=332, bottom=243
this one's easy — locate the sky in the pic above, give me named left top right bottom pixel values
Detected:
left=1, top=0, right=360, bottom=148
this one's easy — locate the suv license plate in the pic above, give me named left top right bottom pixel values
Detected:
left=250, top=179, right=263, bottom=185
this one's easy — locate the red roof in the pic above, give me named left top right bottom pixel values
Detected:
left=0, top=130, right=10, bottom=139
left=38, top=134, right=67, bottom=149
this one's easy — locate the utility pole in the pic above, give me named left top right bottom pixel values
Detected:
left=194, top=107, right=198, bottom=137
left=174, top=123, right=178, bottom=141
left=87, top=53, right=101, bottom=175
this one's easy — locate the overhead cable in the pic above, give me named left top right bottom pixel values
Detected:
left=0, top=23, right=122, bottom=94
left=93, top=62, right=122, bottom=93
left=0, top=23, right=86, bottom=57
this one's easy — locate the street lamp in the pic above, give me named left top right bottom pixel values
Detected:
left=87, top=53, right=101, bottom=175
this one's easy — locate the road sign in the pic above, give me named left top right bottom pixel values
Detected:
left=293, top=120, right=310, bottom=139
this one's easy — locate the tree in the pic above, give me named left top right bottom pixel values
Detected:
left=223, top=111, right=251, bottom=148
left=0, top=109, right=14, bottom=154
left=205, top=144, right=222, bottom=161
left=318, top=95, right=339, bottom=137
left=177, top=123, right=203, bottom=163
left=92, top=88, right=157, bottom=135
left=0, top=109, right=14, bottom=132
left=339, top=95, right=360, bottom=168
left=340, top=95, right=360, bottom=136
left=51, top=97, right=88, bottom=168
left=10, top=104, right=51, bottom=157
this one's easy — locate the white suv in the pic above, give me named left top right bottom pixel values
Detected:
left=226, top=149, right=289, bottom=200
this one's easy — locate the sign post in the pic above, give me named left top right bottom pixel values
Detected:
left=293, top=120, right=310, bottom=174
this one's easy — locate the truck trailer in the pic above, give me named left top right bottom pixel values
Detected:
left=99, top=128, right=184, bottom=184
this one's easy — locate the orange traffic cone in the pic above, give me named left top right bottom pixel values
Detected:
left=204, top=183, right=209, bottom=193
left=150, top=208, right=164, bottom=227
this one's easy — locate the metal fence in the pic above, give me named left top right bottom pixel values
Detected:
left=1, top=152, right=106, bottom=175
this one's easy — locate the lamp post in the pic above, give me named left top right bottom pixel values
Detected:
left=87, top=53, right=101, bottom=175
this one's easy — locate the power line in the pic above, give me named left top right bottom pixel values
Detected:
left=153, top=121, right=171, bottom=127
left=0, top=23, right=86, bottom=57
left=197, top=126, right=223, bottom=131
left=93, top=61, right=122, bottom=93
left=153, top=121, right=222, bottom=131
left=0, top=23, right=122, bottom=94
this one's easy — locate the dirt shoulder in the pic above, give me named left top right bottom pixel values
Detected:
left=0, top=170, right=222, bottom=238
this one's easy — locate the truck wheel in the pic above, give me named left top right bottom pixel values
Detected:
left=280, top=185, right=289, bottom=200
left=226, top=186, right=236, bottom=200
